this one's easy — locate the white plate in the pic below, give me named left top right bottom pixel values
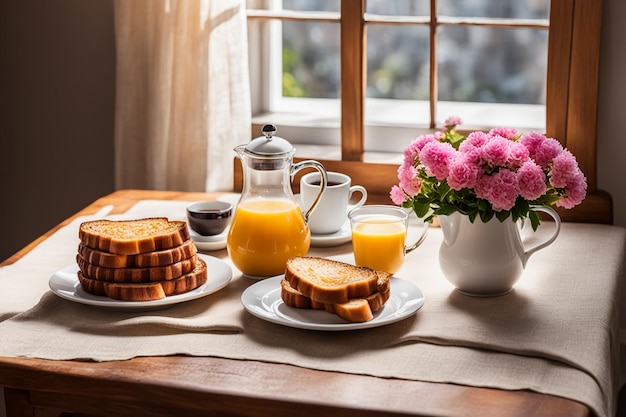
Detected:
left=49, top=254, right=232, bottom=311
left=310, top=220, right=352, bottom=247
left=241, top=276, right=425, bottom=331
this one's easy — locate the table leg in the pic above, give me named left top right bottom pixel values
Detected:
left=4, top=388, right=68, bottom=417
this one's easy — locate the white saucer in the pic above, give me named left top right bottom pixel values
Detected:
left=294, top=194, right=353, bottom=247
left=241, top=275, right=425, bottom=331
left=310, top=221, right=352, bottom=247
left=49, top=254, right=233, bottom=311
left=188, top=225, right=228, bottom=251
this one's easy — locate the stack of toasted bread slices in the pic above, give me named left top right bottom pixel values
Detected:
left=76, top=218, right=207, bottom=301
left=281, top=257, right=391, bottom=323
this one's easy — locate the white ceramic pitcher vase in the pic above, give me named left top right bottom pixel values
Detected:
left=438, top=206, right=561, bottom=296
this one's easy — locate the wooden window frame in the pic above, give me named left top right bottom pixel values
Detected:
left=242, top=0, right=612, bottom=224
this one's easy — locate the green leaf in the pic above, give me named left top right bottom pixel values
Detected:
left=529, top=210, right=542, bottom=231
left=435, top=205, right=457, bottom=216
left=477, top=199, right=490, bottom=212
left=436, top=183, right=451, bottom=200
left=512, top=198, right=530, bottom=221
left=412, top=202, right=431, bottom=218
left=496, top=210, right=511, bottom=222
left=479, top=209, right=495, bottom=223
left=444, top=131, right=465, bottom=149
left=415, top=195, right=431, bottom=205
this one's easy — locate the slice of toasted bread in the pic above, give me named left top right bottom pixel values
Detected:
left=284, top=257, right=384, bottom=304
left=77, top=258, right=207, bottom=301
left=281, top=270, right=390, bottom=309
left=77, top=239, right=197, bottom=269
left=316, top=270, right=390, bottom=310
left=79, top=218, right=190, bottom=255
left=324, top=287, right=391, bottom=322
left=76, top=254, right=198, bottom=283
left=280, top=279, right=318, bottom=309
left=280, top=275, right=391, bottom=323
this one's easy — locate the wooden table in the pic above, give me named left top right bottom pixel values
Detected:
left=0, top=190, right=590, bottom=417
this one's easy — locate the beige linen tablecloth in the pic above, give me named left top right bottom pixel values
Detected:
left=0, top=199, right=624, bottom=417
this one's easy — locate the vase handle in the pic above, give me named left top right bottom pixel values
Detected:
left=521, top=206, right=561, bottom=268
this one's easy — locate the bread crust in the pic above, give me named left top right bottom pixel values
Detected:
left=284, top=257, right=381, bottom=304
left=77, top=240, right=197, bottom=268
left=76, top=254, right=198, bottom=283
left=326, top=288, right=391, bottom=322
left=77, top=258, right=207, bottom=301
left=79, top=218, right=190, bottom=255
left=280, top=277, right=391, bottom=323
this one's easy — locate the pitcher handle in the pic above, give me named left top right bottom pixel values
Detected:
left=522, top=206, right=561, bottom=267
left=292, top=160, right=327, bottom=221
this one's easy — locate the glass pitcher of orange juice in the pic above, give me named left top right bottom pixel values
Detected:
left=227, top=124, right=327, bottom=278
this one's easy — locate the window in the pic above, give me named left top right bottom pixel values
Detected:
left=247, top=1, right=549, bottom=150
left=244, top=0, right=609, bottom=223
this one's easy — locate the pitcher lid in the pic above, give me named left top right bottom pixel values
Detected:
left=245, top=124, right=294, bottom=156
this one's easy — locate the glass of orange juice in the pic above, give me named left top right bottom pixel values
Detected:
left=348, top=205, right=428, bottom=274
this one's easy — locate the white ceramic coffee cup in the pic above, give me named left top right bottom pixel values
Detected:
left=300, top=171, right=367, bottom=235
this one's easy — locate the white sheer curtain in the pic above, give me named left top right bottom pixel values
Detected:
left=113, top=0, right=250, bottom=192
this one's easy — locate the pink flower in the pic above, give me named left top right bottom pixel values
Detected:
left=536, top=138, right=564, bottom=168
left=550, top=150, right=580, bottom=189
left=507, top=141, right=530, bottom=169
left=447, top=154, right=481, bottom=191
left=403, top=134, right=438, bottom=166
left=445, top=116, right=462, bottom=127
left=481, top=136, right=511, bottom=167
left=519, top=131, right=545, bottom=155
left=517, top=161, right=547, bottom=200
left=459, top=146, right=482, bottom=164
left=390, top=185, right=407, bottom=205
left=474, top=174, right=492, bottom=201
left=397, top=163, right=422, bottom=196
left=521, top=132, right=563, bottom=169
left=489, top=127, right=518, bottom=140
left=403, top=142, right=420, bottom=166
left=419, top=141, right=456, bottom=180
left=412, top=134, right=439, bottom=153
left=556, top=171, right=587, bottom=209
left=460, top=131, right=489, bottom=152
left=482, top=169, right=519, bottom=211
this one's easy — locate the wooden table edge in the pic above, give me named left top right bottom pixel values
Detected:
left=0, top=189, right=591, bottom=417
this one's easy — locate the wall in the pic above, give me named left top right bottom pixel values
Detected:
left=597, top=0, right=626, bottom=228
left=0, top=0, right=116, bottom=263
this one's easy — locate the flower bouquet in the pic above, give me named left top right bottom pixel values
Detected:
left=390, top=117, right=587, bottom=230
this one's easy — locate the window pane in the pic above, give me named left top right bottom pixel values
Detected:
left=282, top=0, right=339, bottom=12
left=366, top=0, right=429, bottom=16
left=282, top=21, right=340, bottom=99
left=366, top=24, right=430, bottom=100
left=437, top=26, right=548, bottom=105
left=438, top=0, right=550, bottom=19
